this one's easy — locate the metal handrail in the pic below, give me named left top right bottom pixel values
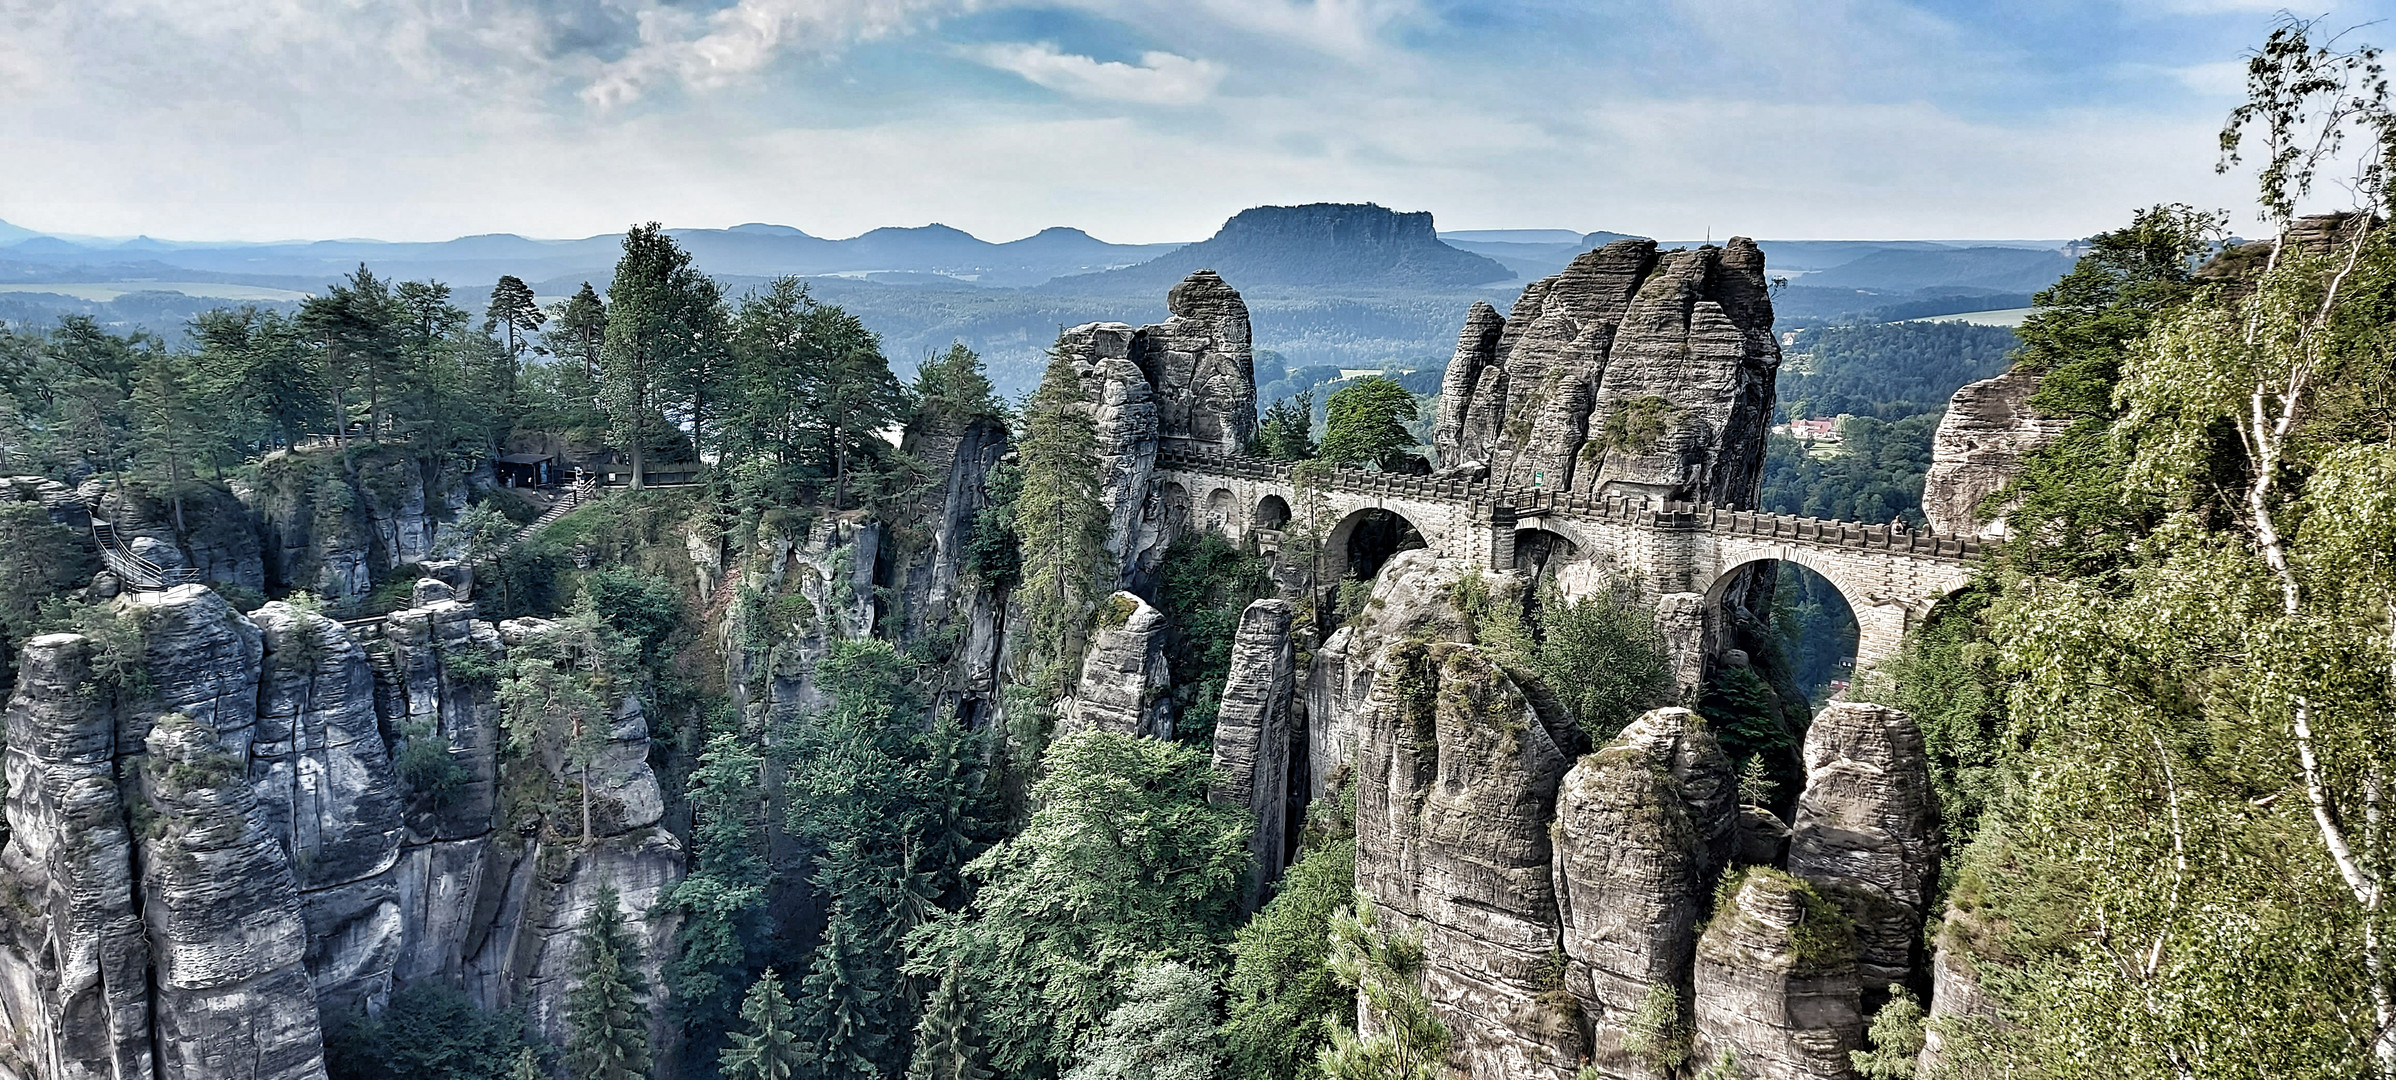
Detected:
left=91, top=519, right=202, bottom=591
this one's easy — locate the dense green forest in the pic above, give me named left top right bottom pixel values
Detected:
left=1774, top=321, right=2020, bottom=424
left=5, top=22, right=2391, bottom=1080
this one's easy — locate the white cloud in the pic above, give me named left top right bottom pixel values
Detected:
left=974, top=42, right=1226, bottom=104
left=584, top=0, right=967, bottom=105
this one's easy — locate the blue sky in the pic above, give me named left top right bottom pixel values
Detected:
left=0, top=0, right=2384, bottom=244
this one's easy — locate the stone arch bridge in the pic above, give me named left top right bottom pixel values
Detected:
left=1153, top=448, right=1984, bottom=675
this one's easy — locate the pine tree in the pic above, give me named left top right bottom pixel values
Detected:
left=603, top=224, right=724, bottom=486
left=909, top=343, right=1004, bottom=436
left=662, top=732, right=770, bottom=1059
left=563, top=888, right=652, bottom=1080
left=906, top=962, right=990, bottom=1080
left=508, top=1047, right=546, bottom=1080
left=487, top=275, right=547, bottom=360
left=547, top=283, right=608, bottom=432
left=719, top=970, right=804, bottom=1080
left=794, top=905, right=891, bottom=1080
left=1256, top=391, right=1316, bottom=461
left=1011, top=350, right=1110, bottom=693
left=1061, top=962, right=1219, bottom=1080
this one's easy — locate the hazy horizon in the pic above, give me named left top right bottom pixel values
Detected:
left=9, top=1, right=2382, bottom=245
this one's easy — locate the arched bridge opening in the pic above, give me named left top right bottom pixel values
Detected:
left=1254, top=494, right=1291, bottom=531
left=1696, top=556, right=1866, bottom=811
left=1512, top=527, right=1579, bottom=584
left=1325, top=507, right=1425, bottom=582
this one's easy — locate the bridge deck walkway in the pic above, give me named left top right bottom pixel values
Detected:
left=1154, top=449, right=1984, bottom=563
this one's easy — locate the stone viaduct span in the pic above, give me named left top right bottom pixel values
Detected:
left=1153, top=447, right=1984, bottom=673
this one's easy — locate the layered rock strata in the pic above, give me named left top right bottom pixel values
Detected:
left=1355, top=640, right=1582, bottom=1078
left=1051, top=271, right=1257, bottom=587
left=0, top=578, right=688, bottom=1080
left=1058, top=592, right=1174, bottom=740
left=0, top=586, right=330, bottom=1080
left=1920, top=368, right=2068, bottom=538
left=1207, top=599, right=1295, bottom=910
left=1434, top=239, right=1779, bottom=507
left=1788, top=703, right=1940, bottom=991
left=1692, top=869, right=1865, bottom=1079
left=1304, top=549, right=1489, bottom=801
left=1550, top=708, right=1735, bottom=1079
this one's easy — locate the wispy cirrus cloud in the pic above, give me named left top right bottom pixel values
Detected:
left=972, top=42, right=1226, bottom=104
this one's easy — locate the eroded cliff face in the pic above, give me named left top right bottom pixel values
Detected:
left=249, top=447, right=471, bottom=601
left=1058, top=592, right=1174, bottom=741
left=0, top=586, right=327, bottom=1080
left=1919, top=368, right=2069, bottom=538
left=1692, top=869, right=1865, bottom=1079
left=1355, top=640, right=1585, bottom=1078
left=1207, top=598, right=1295, bottom=911
left=1308, top=547, right=1943, bottom=1079
left=1789, top=703, right=1941, bottom=993
left=0, top=581, right=684, bottom=1079
left=1433, top=238, right=1780, bottom=506
left=1551, top=708, right=1734, bottom=1080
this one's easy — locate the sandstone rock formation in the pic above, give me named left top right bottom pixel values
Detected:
left=0, top=586, right=330, bottom=1080
left=1304, top=548, right=1488, bottom=801
left=1692, top=868, right=1865, bottom=1079
left=1550, top=708, right=1735, bottom=1079
left=0, top=633, right=157, bottom=1080
left=1916, top=906, right=2003, bottom=1076
left=1142, top=271, right=1257, bottom=455
left=1055, top=323, right=1161, bottom=587
left=1789, top=703, right=1940, bottom=991
left=252, top=603, right=406, bottom=1015
left=1058, top=592, right=1174, bottom=740
left=87, top=482, right=267, bottom=592
left=1052, top=271, right=1259, bottom=585
left=1920, top=368, right=2069, bottom=538
left=892, top=417, right=1012, bottom=719
left=1355, top=640, right=1582, bottom=1079
left=251, top=446, right=470, bottom=601
left=1207, top=599, right=1295, bottom=910
left=1434, top=239, right=1780, bottom=507
left=0, top=574, right=691, bottom=1079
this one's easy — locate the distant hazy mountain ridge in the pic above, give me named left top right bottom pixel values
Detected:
left=1067, top=203, right=1515, bottom=290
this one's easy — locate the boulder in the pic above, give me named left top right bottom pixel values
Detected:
left=1355, top=640, right=1582, bottom=1079
left=1207, top=599, right=1296, bottom=910
left=1692, top=869, right=1865, bottom=1080
left=1736, top=804, right=1792, bottom=869
left=1789, top=703, right=1941, bottom=991
left=1919, top=368, right=2068, bottom=538
left=1551, top=708, right=1735, bottom=1079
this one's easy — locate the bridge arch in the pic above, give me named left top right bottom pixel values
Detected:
left=1255, top=494, right=1291, bottom=531
left=1202, top=487, right=1236, bottom=536
left=1511, top=527, right=1580, bottom=582
left=1324, top=506, right=1425, bottom=582
left=1700, top=548, right=1958, bottom=676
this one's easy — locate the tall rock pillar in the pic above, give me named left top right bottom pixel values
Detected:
left=1207, top=599, right=1295, bottom=910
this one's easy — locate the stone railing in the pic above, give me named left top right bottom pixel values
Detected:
left=1155, top=450, right=1984, bottom=562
